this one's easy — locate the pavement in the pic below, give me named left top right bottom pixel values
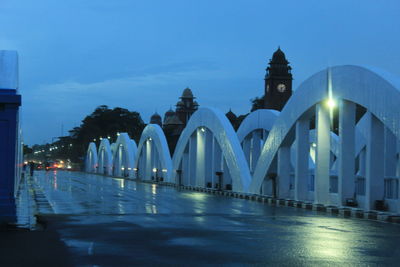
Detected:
left=2, top=170, right=400, bottom=266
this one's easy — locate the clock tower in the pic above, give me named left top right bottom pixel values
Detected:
left=264, top=47, right=293, bottom=111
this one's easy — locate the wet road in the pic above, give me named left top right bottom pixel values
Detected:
left=32, top=170, right=400, bottom=266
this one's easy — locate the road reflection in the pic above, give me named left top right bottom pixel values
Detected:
left=30, top=171, right=400, bottom=265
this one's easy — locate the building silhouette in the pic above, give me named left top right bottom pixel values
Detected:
left=264, top=47, right=293, bottom=111
left=160, top=88, right=199, bottom=154
left=150, top=112, right=162, bottom=127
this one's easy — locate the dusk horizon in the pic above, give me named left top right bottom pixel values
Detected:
left=1, top=0, right=399, bottom=145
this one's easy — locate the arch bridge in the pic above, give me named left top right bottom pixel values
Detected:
left=85, top=65, right=400, bottom=214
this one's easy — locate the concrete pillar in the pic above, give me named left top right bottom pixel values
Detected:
left=145, top=140, right=152, bottom=180
left=242, top=137, right=251, bottom=171
left=189, top=134, right=197, bottom=186
left=213, top=139, right=223, bottom=187
left=182, top=151, right=189, bottom=185
left=365, top=112, right=384, bottom=211
left=295, top=119, right=309, bottom=201
left=0, top=51, right=21, bottom=223
left=262, top=179, right=273, bottom=196
left=384, top=127, right=397, bottom=177
left=204, top=130, right=214, bottom=187
left=196, top=128, right=206, bottom=187
left=358, top=148, right=366, bottom=177
left=152, top=145, right=159, bottom=180
left=252, top=130, right=262, bottom=173
left=338, top=100, right=356, bottom=205
left=277, top=146, right=291, bottom=199
left=315, top=103, right=331, bottom=205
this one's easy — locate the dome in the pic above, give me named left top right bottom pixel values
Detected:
left=176, top=100, right=184, bottom=107
left=181, top=87, right=194, bottom=98
left=150, top=112, right=161, bottom=120
left=271, top=47, right=289, bottom=64
left=164, top=108, right=175, bottom=117
left=150, top=112, right=162, bottom=126
left=164, top=109, right=175, bottom=123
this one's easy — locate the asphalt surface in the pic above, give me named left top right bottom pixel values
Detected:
left=24, top=171, right=400, bottom=266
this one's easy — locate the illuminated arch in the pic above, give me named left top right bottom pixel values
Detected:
left=112, top=133, right=137, bottom=177
left=237, top=109, right=278, bottom=174
left=172, top=107, right=251, bottom=192
left=85, top=142, right=98, bottom=173
left=237, top=109, right=278, bottom=142
left=97, top=139, right=113, bottom=175
left=134, top=124, right=172, bottom=182
left=250, top=65, right=400, bottom=212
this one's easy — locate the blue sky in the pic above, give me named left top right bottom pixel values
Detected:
left=1, top=0, right=399, bottom=145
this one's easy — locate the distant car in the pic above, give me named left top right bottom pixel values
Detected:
left=36, top=164, right=44, bottom=170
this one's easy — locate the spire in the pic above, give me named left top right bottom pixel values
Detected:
left=271, top=47, right=288, bottom=64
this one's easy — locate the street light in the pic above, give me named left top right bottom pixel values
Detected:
left=326, top=98, right=337, bottom=109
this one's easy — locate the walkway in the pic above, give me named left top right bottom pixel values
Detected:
left=27, top=170, right=400, bottom=265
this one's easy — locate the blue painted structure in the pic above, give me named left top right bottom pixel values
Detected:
left=0, top=51, right=21, bottom=223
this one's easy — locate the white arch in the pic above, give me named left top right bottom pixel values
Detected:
left=172, top=107, right=251, bottom=192
left=134, top=124, right=172, bottom=182
left=97, top=139, right=113, bottom=175
left=237, top=109, right=278, bottom=142
left=112, top=133, right=137, bottom=177
left=237, top=109, right=278, bottom=174
left=85, top=142, right=98, bottom=173
left=250, top=65, right=400, bottom=210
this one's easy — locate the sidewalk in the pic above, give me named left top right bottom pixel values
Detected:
left=0, top=172, right=72, bottom=266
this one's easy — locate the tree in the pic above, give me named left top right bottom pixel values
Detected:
left=23, top=144, right=33, bottom=155
left=67, top=105, right=145, bottom=163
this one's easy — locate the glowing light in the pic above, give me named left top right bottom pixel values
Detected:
left=312, top=143, right=317, bottom=148
left=148, top=137, right=152, bottom=141
left=115, top=178, right=124, bottom=189
left=117, top=132, right=120, bottom=136
left=162, top=169, right=167, bottom=173
left=121, top=167, right=125, bottom=170
left=107, top=136, right=111, bottom=139
left=200, top=127, right=205, bottom=132
left=93, top=138, right=96, bottom=142
left=128, top=167, right=131, bottom=170
left=152, top=168, right=157, bottom=173
left=326, top=98, right=337, bottom=109
left=133, top=168, right=138, bottom=171
left=151, top=184, right=157, bottom=195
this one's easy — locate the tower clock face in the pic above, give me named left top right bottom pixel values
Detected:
left=277, top=83, right=286, bottom=92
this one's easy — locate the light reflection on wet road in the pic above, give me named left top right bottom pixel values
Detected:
left=33, top=170, right=400, bottom=266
